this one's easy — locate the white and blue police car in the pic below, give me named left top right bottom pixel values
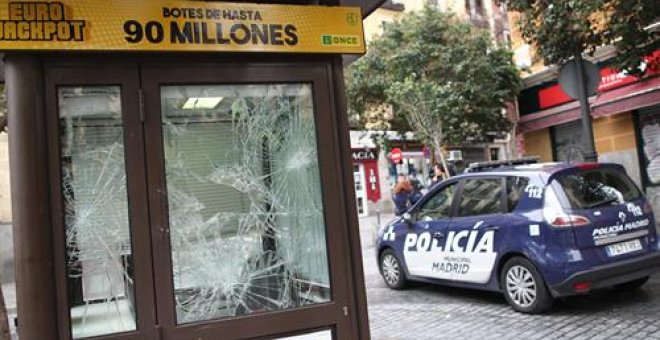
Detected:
left=377, top=160, right=660, bottom=313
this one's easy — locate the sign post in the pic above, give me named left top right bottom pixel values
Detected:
left=559, top=53, right=599, bottom=162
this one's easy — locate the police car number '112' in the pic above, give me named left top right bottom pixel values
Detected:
left=606, top=239, right=642, bottom=257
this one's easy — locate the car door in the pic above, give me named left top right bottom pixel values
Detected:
left=403, top=182, right=458, bottom=279
left=446, top=177, right=506, bottom=284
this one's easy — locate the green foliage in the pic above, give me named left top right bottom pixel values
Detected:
left=345, top=7, right=521, bottom=147
left=508, top=0, right=659, bottom=75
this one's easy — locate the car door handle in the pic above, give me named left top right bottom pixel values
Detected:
left=433, top=232, right=445, bottom=239
left=484, top=226, right=500, bottom=231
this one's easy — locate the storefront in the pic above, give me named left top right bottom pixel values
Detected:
left=386, top=141, right=430, bottom=186
left=3, top=1, right=374, bottom=339
left=518, top=51, right=660, bottom=218
left=351, top=148, right=381, bottom=217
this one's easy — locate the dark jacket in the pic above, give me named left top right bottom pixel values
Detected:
left=393, top=191, right=411, bottom=216
left=410, top=191, right=423, bottom=205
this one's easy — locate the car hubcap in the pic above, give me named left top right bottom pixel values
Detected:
left=506, top=265, right=536, bottom=308
left=382, top=254, right=400, bottom=286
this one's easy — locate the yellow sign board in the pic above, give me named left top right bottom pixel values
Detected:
left=0, top=1, right=365, bottom=54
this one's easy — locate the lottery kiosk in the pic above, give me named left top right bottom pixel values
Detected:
left=3, top=1, right=371, bottom=339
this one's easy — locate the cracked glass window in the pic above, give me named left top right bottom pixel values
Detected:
left=161, top=84, right=331, bottom=324
left=58, top=86, right=136, bottom=338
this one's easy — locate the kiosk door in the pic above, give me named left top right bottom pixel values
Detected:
left=46, top=59, right=356, bottom=340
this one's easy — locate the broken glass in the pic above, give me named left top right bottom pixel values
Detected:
left=59, top=86, right=136, bottom=338
left=160, top=84, right=331, bottom=324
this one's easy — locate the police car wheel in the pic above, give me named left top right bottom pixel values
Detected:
left=501, top=257, right=552, bottom=314
left=380, top=249, right=407, bottom=289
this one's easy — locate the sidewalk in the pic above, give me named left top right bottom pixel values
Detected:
left=1, top=282, right=16, bottom=339
left=358, top=212, right=395, bottom=250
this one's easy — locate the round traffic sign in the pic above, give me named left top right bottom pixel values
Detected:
left=390, top=148, right=402, bottom=163
left=558, top=59, right=600, bottom=99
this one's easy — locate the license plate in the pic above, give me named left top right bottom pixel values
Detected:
left=606, top=239, right=643, bottom=257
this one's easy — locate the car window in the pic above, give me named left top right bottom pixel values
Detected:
left=457, top=178, right=504, bottom=217
left=417, top=183, right=457, bottom=221
left=506, top=176, right=529, bottom=212
left=555, top=168, right=642, bottom=209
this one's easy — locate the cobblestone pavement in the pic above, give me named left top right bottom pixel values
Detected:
left=359, top=214, right=660, bottom=340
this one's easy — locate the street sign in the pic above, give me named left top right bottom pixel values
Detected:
left=390, top=148, right=402, bottom=163
left=558, top=59, right=600, bottom=99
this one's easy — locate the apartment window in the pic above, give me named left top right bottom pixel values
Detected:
left=475, top=0, right=484, bottom=15
left=466, top=0, right=484, bottom=18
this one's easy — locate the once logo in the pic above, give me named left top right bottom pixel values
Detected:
left=321, top=34, right=359, bottom=46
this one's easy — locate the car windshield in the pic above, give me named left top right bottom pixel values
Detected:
left=555, top=168, right=642, bottom=209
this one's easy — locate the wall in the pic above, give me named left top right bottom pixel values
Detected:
left=401, top=0, right=424, bottom=13
left=522, top=128, right=552, bottom=161
left=593, top=112, right=641, bottom=186
left=593, top=112, right=636, bottom=154
left=507, top=11, right=545, bottom=72
left=522, top=113, right=642, bottom=186
left=363, top=7, right=405, bottom=43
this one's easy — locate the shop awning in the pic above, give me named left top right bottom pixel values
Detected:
left=519, top=76, right=660, bottom=133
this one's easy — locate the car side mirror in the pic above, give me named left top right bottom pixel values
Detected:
left=402, top=212, right=413, bottom=227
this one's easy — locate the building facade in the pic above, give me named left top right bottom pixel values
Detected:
left=510, top=11, right=660, bottom=220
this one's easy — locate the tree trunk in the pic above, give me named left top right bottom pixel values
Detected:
left=433, top=137, right=451, bottom=179
left=0, top=283, right=10, bottom=340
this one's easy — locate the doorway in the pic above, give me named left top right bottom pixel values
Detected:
left=44, top=57, right=357, bottom=340
left=352, top=164, right=368, bottom=217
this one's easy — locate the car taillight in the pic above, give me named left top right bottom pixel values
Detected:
left=543, top=185, right=591, bottom=227
left=548, top=214, right=591, bottom=227
left=573, top=281, right=592, bottom=292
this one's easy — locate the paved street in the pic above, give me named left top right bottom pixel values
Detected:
left=359, top=214, right=660, bottom=340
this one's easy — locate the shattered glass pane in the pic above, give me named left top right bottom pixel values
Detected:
left=160, top=84, right=331, bottom=324
left=58, top=86, right=136, bottom=338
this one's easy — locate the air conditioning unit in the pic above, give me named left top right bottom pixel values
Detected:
left=447, top=150, right=463, bottom=161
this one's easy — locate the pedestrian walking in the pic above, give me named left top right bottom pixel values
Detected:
left=431, top=163, right=446, bottom=185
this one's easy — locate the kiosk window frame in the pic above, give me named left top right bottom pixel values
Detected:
left=44, top=55, right=360, bottom=340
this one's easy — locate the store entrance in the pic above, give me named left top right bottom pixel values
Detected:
left=44, top=57, right=354, bottom=340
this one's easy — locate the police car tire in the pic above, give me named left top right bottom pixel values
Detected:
left=501, top=257, right=553, bottom=314
left=380, top=249, right=407, bottom=289
left=613, top=276, right=649, bottom=290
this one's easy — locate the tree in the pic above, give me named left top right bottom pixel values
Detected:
left=345, top=7, right=521, bottom=172
left=507, top=0, right=659, bottom=76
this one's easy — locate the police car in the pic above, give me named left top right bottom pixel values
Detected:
left=377, top=160, right=660, bottom=313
